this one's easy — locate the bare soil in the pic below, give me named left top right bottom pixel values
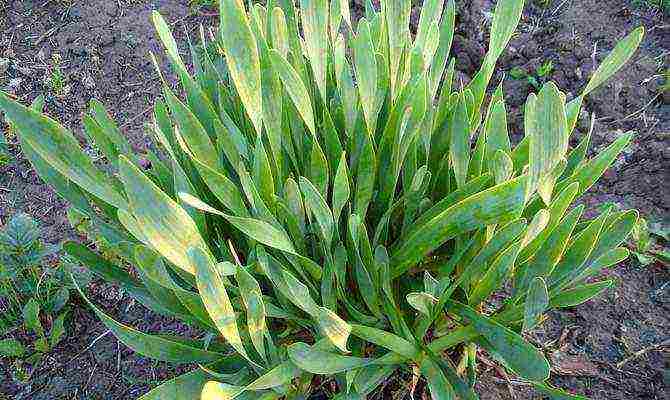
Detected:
left=0, top=0, right=668, bottom=399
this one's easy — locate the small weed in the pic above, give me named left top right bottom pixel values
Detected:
left=509, top=59, right=555, bottom=90
left=0, top=213, right=90, bottom=365
left=660, top=69, right=670, bottom=93
left=44, top=54, right=67, bottom=96
left=632, top=0, right=670, bottom=14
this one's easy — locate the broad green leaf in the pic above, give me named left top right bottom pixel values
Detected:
left=253, top=135, right=275, bottom=208
left=270, top=7, right=289, bottom=57
left=310, top=139, right=330, bottom=197
left=0, top=339, right=25, bottom=357
left=450, top=92, right=471, bottom=188
left=0, top=93, right=126, bottom=209
left=522, top=277, right=549, bottom=332
left=72, top=276, right=223, bottom=364
left=299, top=176, right=334, bottom=247
left=533, top=382, right=589, bottom=400
left=414, top=174, right=493, bottom=228
left=354, top=135, right=376, bottom=217
left=353, top=19, right=378, bottom=135
left=191, top=247, right=256, bottom=366
left=550, top=280, right=614, bottom=308
left=163, top=86, right=218, bottom=169
left=152, top=12, right=219, bottom=138
left=485, top=101, right=511, bottom=168
left=490, top=149, right=514, bottom=185
left=419, top=357, right=457, bottom=400
left=446, top=300, right=550, bottom=382
left=573, top=247, right=629, bottom=285
left=582, top=27, right=644, bottom=96
left=384, top=0, right=411, bottom=99
left=23, top=298, right=44, bottom=338
left=461, top=220, right=526, bottom=288
left=488, top=0, right=525, bottom=63
left=332, top=152, right=351, bottom=224
left=119, top=156, right=208, bottom=274
left=218, top=0, right=263, bottom=134
left=350, top=324, right=419, bottom=359
left=179, top=193, right=296, bottom=255
left=528, top=82, right=568, bottom=202
left=429, top=0, right=455, bottom=98
left=518, top=182, right=579, bottom=263
left=235, top=265, right=268, bottom=362
left=469, top=242, right=521, bottom=306
left=392, top=176, right=528, bottom=277
left=406, top=292, right=437, bottom=316
left=317, top=307, right=352, bottom=353
left=549, top=209, right=611, bottom=289
left=139, top=368, right=214, bottom=400
left=288, top=342, right=370, bottom=374
left=269, top=49, right=315, bottom=135
left=555, top=132, right=633, bottom=197
left=517, top=205, right=583, bottom=292
left=299, top=0, right=328, bottom=102
left=282, top=269, right=320, bottom=315
left=520, top=209, right=550, bottom=249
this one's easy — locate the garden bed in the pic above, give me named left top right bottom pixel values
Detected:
left=0, top=0, right=667, bottom=399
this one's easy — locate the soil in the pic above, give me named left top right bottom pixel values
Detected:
left=0, top=0, right=668, bottom=399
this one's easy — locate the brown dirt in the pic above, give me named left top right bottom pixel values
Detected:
left=0, top=0, right=668, bottom=399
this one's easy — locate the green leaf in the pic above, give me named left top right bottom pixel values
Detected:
left=522, top=277, right=549, bottom=332
left=317, top=307, right=352, bottom=353
left=533, top=382, right=590, bottom=399
left=490, top=149, right=514, bottom=185
left=23, top=298, right=44, bottom=338
left=352, top=18, right=378, bottom=135
left=429, top=0, right=456, bottom=98
left=49, top=312, right=68, bottom=348
left=419, top=357, right=457, bottom=400
left=139, top=368, right=214, bottom=400
left=332, top=152, right=351, bottom=225
left=528, top=82, right=568, bottom=203
left=217, top=0, right=263, bottom=134
left=288, top=342, right=370, bottom=374
left=72, top=276, right=224, bottom=364
left=517, top=205, right=583, bottom=292
left=235, top=265, right=268, bottom=362
left=269, top=49, right=315, bottom=135
left=0, top=93, right=126, bottom=209
left=354, top=135, right=376, bottom=217
left=487, top=0, right=525, bottom=63
left=179, top=193, right=296, bottom=255
left=350, top=324, right=419, bottom=359
left=446, top=300, right=550, bottom=382
left=119, top=156, right=208, bottom=274
left=555, top=132, right=633, bottom=197
left=450, top=92, right=471, bottom=188
left=191, top=247, right=260, bottom=368
left=384, top=0, right=411, bottom=99
left=0, top=338, right=25, bottom=357
left=582, top=27, right=644, bottom=96
left=469, top=242, right=521, bottom=306
left=392, top=176, right=528, bottom=277
left=550, top=280, right=614, bottom=308
left=299, top=176, right=334, bottom=247
left=485, top=101, right=511, bottom=168
left=299, top=0, right=328, bottom=102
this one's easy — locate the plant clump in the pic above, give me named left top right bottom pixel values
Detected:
left=0, top=0, right=644, bottom=398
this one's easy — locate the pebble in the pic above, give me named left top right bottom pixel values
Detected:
left=0, top=58, right=9, bottom=75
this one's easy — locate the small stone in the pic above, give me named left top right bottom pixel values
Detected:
left=8, top=77, right=22, bottom=91
left=82, top=73, right=95, bottom=89
left=0, top=58, right=9, bottom=75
